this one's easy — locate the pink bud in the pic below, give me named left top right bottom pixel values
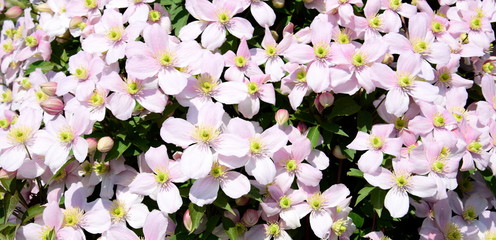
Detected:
left=318, top=92, right=334, bottom=108
left=241, top=209, right=260, bottom=227
left=297, top=122, right=307, bottom=134
left=172, top=151, right=182, bottom=160
left=69, top=17, right=83, bottom=29
left=314, top=96, right=324, bottom=113
left=40, top=97, right=64, bottom=115
left=86, top=138, right=97, bottom=154
left=40, top=82, right=57, bottom=96
left=382, top=53, right=394, bottom=65
left=5, top=6, right=22, bottom=18
left=332, top=145, right=347, bottom=160
left=235, top=196, right=250, bottom=206
left=183, top=209, right=193, bottom=232
left=223, top=209, right=240, bottom=223
left=272, top=0, right=285, bottom=8
left=97, top=137, right=114, bottom=153
left=275, top=109, right=289, bottom=126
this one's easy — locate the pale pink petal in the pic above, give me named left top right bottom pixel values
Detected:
left=179, top=21, right=208, bottom=40
left=385, top=88, right=409, bottom=117
left=157, top=184, right=182, bottom=213
left=363, top=168, right=394, bottom=189
left=310, top=210, right=332, bottom=238
left=126, top=55, right=161, bottom=79
left=158, top=69, right=188, bottom=95
left=250, top=1, right=275, bottom=27
left=129, top=173, right=156, bottom=196
left=202, top=22, right=226, bottom=50
left=145, top=145, right=169, bottom=171
left=212, top=134, right=249, bottom=157
left=384, top=187, right=409, bottom=218
left=160, top=118, right=195, bottom=147
left=306, top=60, right=330, bottom=93
left=357, top=150, right=383, bottom=174
left=143, top=210, right=167, bottom=240
left=80, top=209, right=111, bottom=233
left=246, top=156, right=276, bottom=185
left=226, top=17, right=254, bottom=39
left=127, top=203, right=149, bottom=229
left=180, top=144, right=213, bottom=179
left=189, top=176, right=219, bottom=206
left=220, top=171, right=250, bottom=199
left=296, top=163, right=322, bottom=187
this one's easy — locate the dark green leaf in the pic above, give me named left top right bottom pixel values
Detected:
left=104, top=140, right=131, bottom=161
left=188, top=203, right=206, bottom=234
left=370, top=189, right=386, bottom=217
left=347, top=168, right=363, bottom=178
left=328, top=96, right=361, bottom=119
left=307, top=126, right=320, bottom=148
left=354, top=185, right=375, bottom=206
left=222, top=218, right=238, bottom=240
left=22, top=204, right=45, bottom=224
left=3, top=192, right=20, bottom=224
left=213, top=193, right=235, bottom=215
left=348, top=212, right=364, bottom=228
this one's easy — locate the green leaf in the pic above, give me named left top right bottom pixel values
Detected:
left=104, top=139, right=131, bottom=161
left=354, top=185, right=375, bottom=206
left=49, top=158, right=75, bottom=183
left=24, top=61, right=56, bottom=75
left=213, top=193, right=236, bottom=215
left=328, top=96, right=361, bottom=119
left=3, top=192, right=20, bottom=224
left=348, top=212, right=364, bottom=228
left=188, top=203, right=206, bottom=234
left=22, top=204, right=45, bottom=224
left=246, top=186, right=262, bottom=202
left=307, top=126, right=320, bottom=148
left=222, top=218, right=238, bottom=240
left=320, top=122, right=349, bottom=137
left=203, top=215, right=221, bottom=238
left=357, top=110, right=373, bottom=132
left=370, top=189, right=386, bottom=217
left=347, top=168, right=363, bottom=178
left=172, top=5, right=190, bottom=36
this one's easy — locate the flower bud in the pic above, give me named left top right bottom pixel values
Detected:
left=223, top=209, right=240, bottom=223
left=183, top=209, right=193, bottom=232
left=318, top=92, right=334, bottom=108
left=69, top=17, right=83, bottom=29
left=34, top=3, right=53, bottom=13
left=172, top=151, right=182, bottom=160
left=235, top=196, right=250, bottom=206
left=40, top=97, right=64, bottom=115
left=241, top=209, right=260, bottom=227
left=382, top=53, right=394, bottom=65
left=86, top=138, right=97, bottom=154
left=275, top=109, right=289, bottom=126
left=40, top=82, right=57, bottom=96
left=332, top=145, right=347, bottom=160
left=5, top=6, right=22, bottom=18
left=97, top=136, right=114, bottom=153
left=272, top=0, right=285, bottom=8
left=314, top=96, right=324, bottom=113
left=296, top=122, right=307, bottom=133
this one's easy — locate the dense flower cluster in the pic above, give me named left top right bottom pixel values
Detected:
left=0, top=0, right=495, bottom=239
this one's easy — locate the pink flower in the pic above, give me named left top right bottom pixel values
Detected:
left=326, top=0, right=363, bottom=24
left=106, top=0, right=154, bottom=23
left=260, top=183, right=308, bottom=229
left=239, top=0, right=276, bottom=27
left=99, top=72, right=167, bottom=120
left=223, top=37, right=263, bottom=82
left=189, top=156, right=250, bottom=206
left=408, top=101, right=457, bottom=139
left=160, top=102, right=249, bottom=179
left=126, top=23, right=201, bottom=95
left=101, top=186, right=149, bottom=229
left=129, top=145, right=185, bottom=214
left=179, top=0, right=254, bottom=50
left=16, top=30, right=51, bottom=61
left=364, top=162, right=437, bottom=218
left=280, top=63, right=310, bottom=110
left=82, top=9, right=141, bottom=64
left=347, top=124, right=403, bottom=174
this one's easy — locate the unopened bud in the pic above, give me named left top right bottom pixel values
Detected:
left=34, top=3, right=53, bottom=13
left=314, top=97, right=324, bottom=113
left=270, top=30, right=279, bottom=41
left=5, top=6, right=22, bottom=18
left=275, top=109, right=289, bottom=126
left=318, top=92, right=334, bottom=108
left=40, top=82, right=57, bottom=96
left=172, top=151, right=182, bottom=160
left=183, top=209, right=193, bottom=232
left=241, top=209, right=260, bottom=227
left=40, top=97, right=64, bottom=115
left=332, top=145, right=347, bottom=160
left=69, top=17, right=83, bottom=29
left=235, top=196, right=250, bottom=206
left=223, top=209, right=239, bottom=223
left=296, top=122, right=307, bottom=133
left=86, top=138, right=97, bottom=154
left=382, top=53, right=394, bottom=65
left=97, top=136, right=114, bottom=153
left=272, top=0, right=285, bottom=8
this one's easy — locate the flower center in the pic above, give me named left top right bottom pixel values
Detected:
left=483, top=62, right=495, bottom=73
left=107, top=27, right=123, bottom=41
left=159, top=52, right=174, bottom=66
left=337, top=32, right=350, bottom=44
left=247, top=82, right=259, bottom=95
left=398, top=74, right=415, bottom=88
left=432, top=114, right=445, bottom=127
left=249, top=140, right=263, bottom=154
left=432, top=160, right=445, bottom=173
left=438, top=71, right=451, bottom=83
left=35, top=91, right=49, bottom=102
left=308, top=193, right=323, bottom=210
left=7, top=126, right=31, bottom=144
left=155, top=170, right=169, bottom=184
left=331, top=219, right=347, bottom=236
left=389, top=0, right=401, bottom=10
left=39, top=225, right=55, bottom=240
left=217, top=12, right=230, bottom=23
left=110, top=200, right=126, bottom=222
left=74, top=67, right=88, bottom=80
left=295, top=70, right=306, bottom=83
left=279, top=196, right=292, bottom=209
left=193, top=126, right=219, bottom=143
left=369, top=16, right=382, bottom=29
left=265, top=45, right=277, bottom=57
left=394, top=117, right=406, bottom=130
left=1, top=90, right=12, bottom=103
left=234, top=56, right=247, bottom=68
left=93, top=162, right=109, bottom=175
left=149, top=10, right=161, bottom=22
left=25, top=36, right=38, bottom=47
left=370, top=135, right=383, bottom=149
left=266, top=223, right=280, bottom=236
left=485, top=231, right=496, bottom=240
left=313, top=45, right=328, bottom=58
left=84, top=0, right=97, bottom=8
left=431, top=21, right=444, bottom=33
left=462, top=206, right=477, bottom=223
left=81, top=162, right=93, bottom=176
left=470, top=17, right=482, bottom=30
left=352, top=53, right=366, bottom=66
left=19, top=78, right=31, bottom=89
left=412, top=40, right=429, bottom=53
left=467, top=141, right=482, bottom=154
left=285, top=160, right=297, bottom=172
left=445, top=222, right=463, bottom=240
left=210, top=165, right=225, bottom=178
left=63, top=208, right=84, bottom=227
left=89, top=91, right=105, bottom=106
left=2, top=41, right=14, bottom=53
left=395, top=175, right=408, bottom=187
left=0, top=118, right=10, bottom=129
left=127, top=82, right=140, bottom=95
left=58, top=129, right=75, bottom=144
